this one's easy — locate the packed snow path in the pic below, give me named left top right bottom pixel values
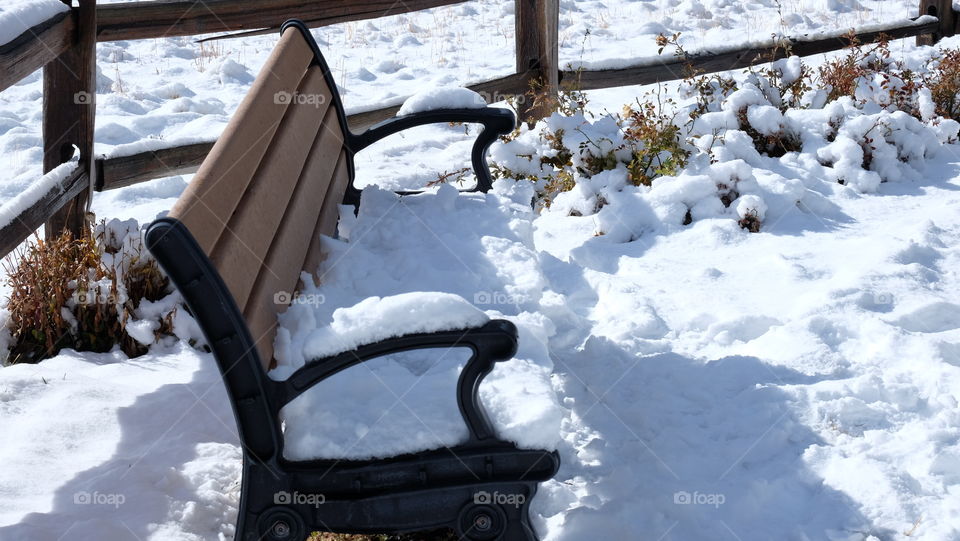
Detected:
left=2, top=151, right=960, bottom=538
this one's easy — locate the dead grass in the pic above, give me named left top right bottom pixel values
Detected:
left=925, top=48, right=960, bottom=119
left=3, top=224, right=171, bottom=364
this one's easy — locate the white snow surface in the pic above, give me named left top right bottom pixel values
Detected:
left=396, top=87, right=487, bottom=115
left=0, top=0, right=70, bottom=47
left=0, top=347, right=241, bottom=540
left=273, top=184, right=563, bottom=460
left=2, top=0, right=960, bottom=539
left=0, top=154, right=77, bottom=230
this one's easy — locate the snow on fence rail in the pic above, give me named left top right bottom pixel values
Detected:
left=567, top=15, right=942, bottom=91
left=0, top=0, right=957, bottom=260
left=0, top=159, right=87, bottom=257
left=94, top=0, right=467, bottom=42
left=0, top=8, right=74, bottom=94
left=95, top=72, right=530, bottom=190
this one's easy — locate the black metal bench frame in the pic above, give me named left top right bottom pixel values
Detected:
left=146, top=20, right=559, bottom=541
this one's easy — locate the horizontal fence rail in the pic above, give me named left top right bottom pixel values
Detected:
left=568, top=16, right=941, bottom=90
left=0, top=164, right=88, bottom=257
left=0, top=0, right=957, bottom=259
left=95, top=0, right=465, bottom=41
left=0, top=11, right=75, bottom=94
left=95, top=72, right=530, bottom=190
left=97, top=142, right=213, bottom=192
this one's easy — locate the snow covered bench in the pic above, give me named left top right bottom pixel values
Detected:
left=144, top=20, right=558, bottom=541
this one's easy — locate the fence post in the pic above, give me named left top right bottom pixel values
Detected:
left=43, top=0, right=96, bottom=240
left=515, top=0, right=559, bottom=123
left=917, top=0, right=956, bottom=45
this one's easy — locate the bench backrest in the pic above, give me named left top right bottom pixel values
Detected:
left=168, top=24, right=351, bottom=368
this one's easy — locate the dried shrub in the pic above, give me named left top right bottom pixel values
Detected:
left=738, top=210, right=762, bottom=233
left=5, top=232, right=98, bottom=363
left=924, top=48, right=960, bottom=119
left=659, top=32, right=739, bottom=122
left=493, top=78, right=589, bottom=208
left=4, top=223, right=173, bottom=364
left=758, top=59, right=813, bottom=112
left=817, top=35, right=921, bottom=115
left=525, top=72, right=590, bottom=119
left=818, top=34, right=871, bottom=103
left=734, top=108, right=803, bottom=158
left=621, top=99, right=690, bottom=186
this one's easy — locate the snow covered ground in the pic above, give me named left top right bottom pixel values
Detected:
left=2, top=0, right=960, bottom=540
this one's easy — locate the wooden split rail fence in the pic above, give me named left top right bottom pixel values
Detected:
left=0, top=0, right=956, bottom=257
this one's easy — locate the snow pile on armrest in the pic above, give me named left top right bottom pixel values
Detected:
left=268, top=186, right=562, bottom=460
left=397, top=87, right=486, bottom=116
left=0, top=1, right=70, bottom=47
left=302, top=292, right=489, bottom=362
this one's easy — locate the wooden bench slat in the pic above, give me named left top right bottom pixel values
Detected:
left=302, top=145, right=351, bottom=278
left=169, top=28, right=313, bottom=253
left=244, top=129, right=346, bottom=367
left=211, top=68, right=333, bottom=310
left=317, top=147, right=351, bottom=239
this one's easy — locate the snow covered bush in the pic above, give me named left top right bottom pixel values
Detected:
left=2, top=219, right=198, bottom=364
left=490, top=36, right=960, bottom=235
left=492, top=91, right=691, bottom=209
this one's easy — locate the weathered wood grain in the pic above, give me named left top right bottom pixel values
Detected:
left=0, top=11, right=75, bottom=94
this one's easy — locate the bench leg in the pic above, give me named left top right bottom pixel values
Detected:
left=235, top=473, right=544, bottom=540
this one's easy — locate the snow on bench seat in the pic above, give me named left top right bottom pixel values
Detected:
left=270, top=183, right=563, bottom=461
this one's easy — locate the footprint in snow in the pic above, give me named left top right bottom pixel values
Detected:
left=892, top=241, right=942, bottom=270
left=807, top=316, right=853, bottom=350
left=353, top=67, right=377, bottom=82
left=937, top=341, right=960, bottom=367
left=891, top=302, right=960, bottom=333
left=855, top=290, right=896, bottom=313
left=707, top=314, right=781, bottom=345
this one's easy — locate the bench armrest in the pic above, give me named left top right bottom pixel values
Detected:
left=348, top=107, right=516, bottom=197
left=277, top=319, right=518, bottom=445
